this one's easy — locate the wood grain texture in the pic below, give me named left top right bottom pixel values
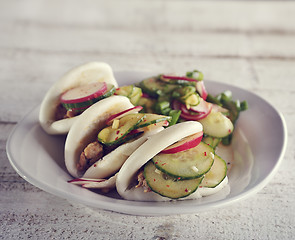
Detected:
left=0, top=0, right=294, bottom=239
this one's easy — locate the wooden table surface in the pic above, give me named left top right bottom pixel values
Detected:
left=1, top=0, right=294, bottom=239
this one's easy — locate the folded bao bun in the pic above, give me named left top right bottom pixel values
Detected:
left=69, top=127, right=164, bottom=190
left=39, top=62, right=118, bottom=135
left=82, top=127, right=164, bottom=180
left=65, top=95, right=134, bottom=178
left=116, top=121, right=229, bottom=201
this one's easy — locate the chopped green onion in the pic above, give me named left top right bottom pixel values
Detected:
left=168, top=109, right=181, bottom=126
left=206, top=94, right=222, bottom=106
left=186, top=70, right=204, bottom=81
left=240, top=101, right=248, bottom=111
left=222, top=134, right=232, bottom=146
left=154, top=101, right=170, bottom=114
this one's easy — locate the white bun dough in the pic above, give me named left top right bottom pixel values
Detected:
left=39, top=62, right=118, bottom=135
left=65, top=95, right=134, bottom=178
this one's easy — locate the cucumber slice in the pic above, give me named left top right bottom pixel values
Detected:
left=115, top=85, right=143, bottom=105
left=62, top=83, right=115, bottom=110
left=202, top=136, right=221, bottom=149
left=144, top=161, right=203, bottom=199
left=136, top=114, right=171, bottom=129
left=152, top=142, right=214, bottom=179
left=139, top=77, right=163, bottom=97
left=139, top=76, right=179, bottom=97
left=115, top=85, right=134, bottom=97
left=200, top=155, right=227, bottom=188
left=97, top=113, right=145, bottom=146
left=198, top=111, right=234, bottom=138
left=129, top=86, right=142, bottom=105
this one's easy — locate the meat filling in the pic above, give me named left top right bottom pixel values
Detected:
left=77, top=141, right=104, bottom=172
left=135, top=170, right=151, bottom=192
left=55, top=103, right=78, bottom=120
left=55, top=103, right=67, bottom=120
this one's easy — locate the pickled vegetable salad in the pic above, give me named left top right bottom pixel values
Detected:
left=135, top=70, right=248, bottom=145
left=113, top=70, right=248, bottom=200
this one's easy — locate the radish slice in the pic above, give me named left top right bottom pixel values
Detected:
left=161, top=75, right=200, bottom=82
left=190, top=98, right=211, bottom=113
left=172, top=100, right=212, bottom=121
left=68, top=178, right=106, bottom=184
left=68, top=175, right=116, bottom=189
left=142, top=92, right=153, bottom=98
left=106, top=106, right=143, bottom=125
left=60, top=82, right=107, bottom=104
left=196, top=81, right=208, bottom=100
left=180, top=106, right=212, bottom=121
left=181, top=112, right=210, bottom=121
left=212, top=104, right=229, bottom=113
left=161, top=131, right=203, bottom=154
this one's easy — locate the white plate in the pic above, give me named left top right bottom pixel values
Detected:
left=6, top=71, right=287, bottom=216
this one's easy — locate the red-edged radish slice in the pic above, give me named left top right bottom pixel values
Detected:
left=106, top=106, right=143, bottom=125
left=161, top=131, right=203, bottom=154
left=196, top=81, right=208, bottom=100
left=68, top=176, right=116, bottom=189
left=142, top=92, right=152, bottom=98
left=211, top=103, right=229, bottom=113
left=172, top=100, right=212, bottom=121
left=128, top=129, right=144, bottom=135
left=68, top=178, right=106, bottom=184
left=161, top=75, right=201, bottom=82
left=190, top=98, right=211, bottom=113
left=180, top=107, right=212, bottom=121
left=60, top=82, right=107, bottom=104
left=171, top=99, right=181, bottom=111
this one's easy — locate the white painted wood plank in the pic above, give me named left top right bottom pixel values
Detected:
left=1, top=0, right=295, bottom=32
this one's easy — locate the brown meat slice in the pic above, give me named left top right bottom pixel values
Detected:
left=77, top=142, right=104, bottom=172
left=135, top=171, right=151, bottom=192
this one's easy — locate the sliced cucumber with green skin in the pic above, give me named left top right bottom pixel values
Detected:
left=144, top=161, right=203, bottom=199
left=139, top=76, right=179, bottom=97
left=129, top=86, right=142, bottom=105
left=198, top=111, right=234, bottom=138
left=152, top=142, right=214, bottom=179
left=136, top=114, right=171, bottom=129
left=97, top=113, right=145, bottom=146
left=115, top=85, right=142, bottom=105
left=200, top=154, right=227, bottom=188
left=62, top=83, right=115, bottom=110
left=115, top=85, right=134, bottom=97
left=202, top=136, right=221, bottom=149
